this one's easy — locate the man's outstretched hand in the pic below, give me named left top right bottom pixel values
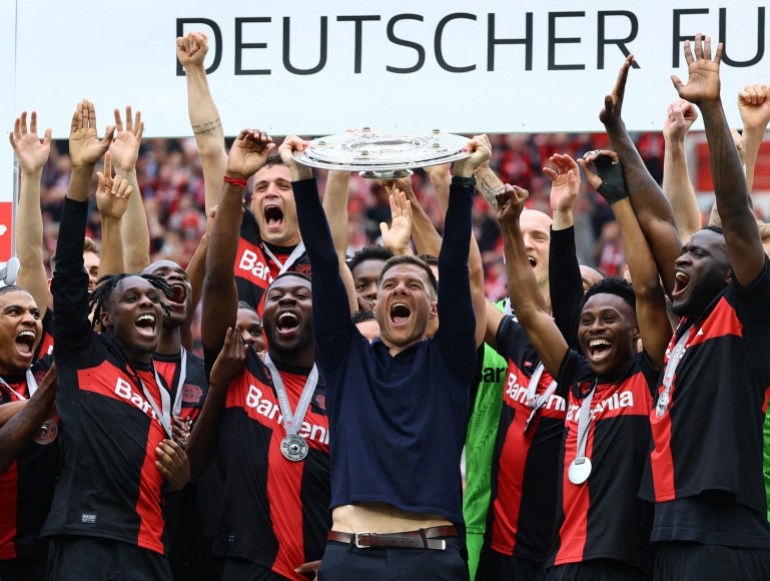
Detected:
left=671, top=33, right=723, bottom=105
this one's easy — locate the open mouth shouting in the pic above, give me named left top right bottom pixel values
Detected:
left=527, top=255, right=537, bottom=269
left=135, top=313, right=157, bottom=338
left=672, top=269, right=690, bottom=300
left=275, top=310, right=300, bottom=337
left=389, top=302, right=412, bottom=326
left=15, top=329, right=37, bottom=360
left=587, top=337, right=613, bottom=364
left=264, top=205, right=285, bottom=232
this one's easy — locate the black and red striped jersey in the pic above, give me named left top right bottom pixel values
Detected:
left=234, top=210, right=311, bottom=315
left=486, top=315, right=566, bottom=562
left=0, top=356, right=56, bottom=563
left=33, top=309, right=54, bottom=362
left=547, top=350, right=656, bottom=571
left=45, top=197, right=173, bottom=555
left=641, top=262, right=770, bottom=519
left=214, top=348, right=330, bottom=580
left=154, top=350, right=216, bottom=579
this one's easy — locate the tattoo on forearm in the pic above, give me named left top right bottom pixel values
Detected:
left=476, top=168, right=504, bottom=205
left=193, top=119, right=222, bottom=135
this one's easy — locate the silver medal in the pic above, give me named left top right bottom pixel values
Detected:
left=656, top=392, right=669, bottom=418
left=568, top=457, right=592, bottom=485
left=281, top=434, right=309, bottom=462
left=34, top=419, right=57, bottom=445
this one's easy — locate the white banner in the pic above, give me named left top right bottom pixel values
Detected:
left=10, top=0, right=770, bottom=138
left=1, top=0, right=15, bottom=199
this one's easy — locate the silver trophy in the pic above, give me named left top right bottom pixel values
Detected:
left=293, top=128, right=471, bottom=179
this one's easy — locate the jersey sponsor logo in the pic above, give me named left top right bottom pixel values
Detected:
left=236, top=240, right=274, bottom=286
left=245, top=384, right=329, bottom=446
left=566, top=390, right=635, bottom=422
left=81, top=513, right=96, bottom=524
left=182, top=384, right=203, bottom=404
left=114, top=377, right=159, bottom=421
left=505, top=369, right=565, bottom=412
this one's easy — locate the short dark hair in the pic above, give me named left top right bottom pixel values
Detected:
left=417, top=254, right=438, bottom=267
left=348, top=246, right=394, bottom=273
left=351, top=309, right=376, bottom=324
left=237, top=300, right=258, bottom=313
left=267, top=271, right=312, bottom=292
left=0, top=285, right=33, bottom=300
left=378, top=255, right=438, bottom=298
left=582, top=277, right=636, bottom=312
left=88, top=273, right=173, bottom=331
left=703, top=224, right=724, bottom=235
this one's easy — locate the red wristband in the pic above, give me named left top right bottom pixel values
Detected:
left=224, top=176, right=248, bottom=189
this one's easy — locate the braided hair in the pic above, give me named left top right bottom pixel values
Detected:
left=88, top=273, right=173, bottom=331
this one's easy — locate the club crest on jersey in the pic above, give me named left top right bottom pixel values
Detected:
left=182, top=384, right=203, bottom=404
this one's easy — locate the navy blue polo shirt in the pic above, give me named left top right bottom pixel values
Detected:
left=294, top=178, right=477, bottom=524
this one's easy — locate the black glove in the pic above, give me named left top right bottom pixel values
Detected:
left=594, top=155, right=628, bottom=204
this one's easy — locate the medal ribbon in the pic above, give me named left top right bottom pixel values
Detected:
left=656, top=326, right=692, bottom=417
left=262, top=241, right=307, bottom=277
left=0, top=369, right=39, bottom=400
left=170, top=348, right=188, bottom=418
left=264, top=354, right=319, bottom=437
left=573, top=379, right=598, bottom=464
left=126, top=362, right=174, bottom=440
left=523, top=363, right=558, bottom=432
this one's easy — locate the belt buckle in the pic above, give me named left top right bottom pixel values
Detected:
left=354, top=532, right=374, bottom=549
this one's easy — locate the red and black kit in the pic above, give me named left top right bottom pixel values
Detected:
left=482, top=315, right=566, bottom=567
left=234, top=210, right=311, bottom=315
left=154, top=350, right=218, bottom=580
left=211, top=347, right=330, bottom=581
left=33, top=310, right=55, bottom=362
left=546, top=350, right=656, bottom=572
left=44, top=198, right=171, bottom=556
left=641, top=262, right=770, bottom=545
left=0, top=356, right=56, bottom=568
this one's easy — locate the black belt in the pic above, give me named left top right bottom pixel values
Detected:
left=327, top=525, right=457, bottom=551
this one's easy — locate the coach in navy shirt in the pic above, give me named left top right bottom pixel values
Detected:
left=281, top=134, right=488, bottom=580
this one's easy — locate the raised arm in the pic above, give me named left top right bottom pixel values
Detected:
left=110, top=107, right=150, bottom=272
left=672, top=35, right=765, bottom=286
left=95, top=152, right=133, bottom=277
left=0, top=364, right=56, bottom=472
left=427, top=161, right=486, bottom=347
left=51, top=100, right=113, bottom=346
left=434, top=139, right=488, bottom=356
left=322, top=170, right=358, bottom=313
left=281, top=136, right=355, bottom=346
left=737, top=83, right=770, bottom=193
left=182, top=205, right=215, bottom=350
left=388, top=176, right=442, bottom=256
left=202, top=130, right=274, bottom=356
left=601, top=56, right=682, bottom=296
left=10, top=111, right=52, bottom=317
left=580, top=152, right=672, bottom=367
left=496, top=185, right=568, bottom=377
left=546, top=153, right=585, bottom=349
left=186, top=327, right=245, bottom=478
left=177, top=32, right=227, bottom=212
left=473, top=134, right=504, bottom=208
left=662, top=99, right=701, bottom=243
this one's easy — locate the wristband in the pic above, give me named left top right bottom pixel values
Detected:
left=451, top=175, right=477, bottom=189
left=594, top=155, right=628, bottom=204
left=224, top=176, right=248, bottom=189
